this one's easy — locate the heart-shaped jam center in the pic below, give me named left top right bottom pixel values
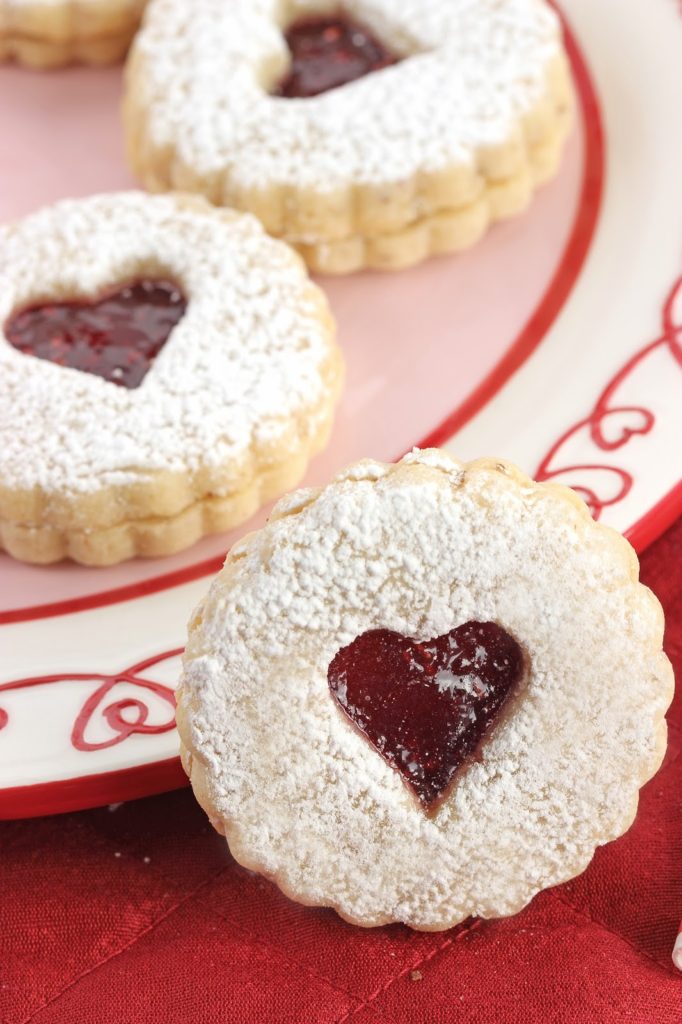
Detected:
left=5, top=279, right=187, bottom=389
left=328, top=622, right=525, bottom=812
left=274, top=12, right=399, bottom=98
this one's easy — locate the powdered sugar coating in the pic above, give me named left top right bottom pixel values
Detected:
left=130, top=0, right=562, bottom=192
left=179, top=450, right=672, bottom=929
left=0, top=192, right=336, bottom=496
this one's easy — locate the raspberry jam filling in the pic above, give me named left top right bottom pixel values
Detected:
left=328, top=621, right=525, bottom=811
left=5, top=279, right=186, bottom=389
left=274, top=12, right=399, bottom=98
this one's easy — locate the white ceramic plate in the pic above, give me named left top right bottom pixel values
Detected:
left=1, top=0, right=680, bottom=817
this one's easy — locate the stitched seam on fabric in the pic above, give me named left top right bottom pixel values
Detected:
left=18, top=864, right=231, bottom=1024
left=332, top=919, right=482, bottom=1023
left=547, top=888, right=679, bottom=977
left=206, top=901, right=365, bottom=1008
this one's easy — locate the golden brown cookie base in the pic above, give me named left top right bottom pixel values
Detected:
left=0, top=0, right=144, bottom=67
left=289, top=117, right=571, bottom=274
left=0, top=29, right=132, bottom=67
left=124, top=50, right=574, bottom=262
left=0, top=397, right=339, bottom=565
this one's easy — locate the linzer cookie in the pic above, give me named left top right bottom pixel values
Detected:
left=0, top=192, right=342, bottom=565
left=177, top=449, right=673, bottom=929
left=124, top=0, right=574, bottom=274
left=0, top=0, right=146, bottom=68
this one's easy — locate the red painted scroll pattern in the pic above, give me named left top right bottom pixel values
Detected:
left=536, top=276, right=682, bottom=517
left=0, top=649, right=182, bottom=751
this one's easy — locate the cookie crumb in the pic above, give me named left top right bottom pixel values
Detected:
left=410, top=970, right=423, bottom=982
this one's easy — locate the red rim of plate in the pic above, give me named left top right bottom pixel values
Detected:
left=0, top=757, right=187, bottom=819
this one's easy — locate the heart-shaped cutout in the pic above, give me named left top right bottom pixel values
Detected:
left=328, top=621, right=525, bottom=812
left=274, top=13, right=400, bottom=98
left=5, top=279, right=186, bottom=388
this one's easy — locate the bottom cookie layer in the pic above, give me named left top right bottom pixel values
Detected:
left=0, top=29, right=132, bottom=67
left=290, top=115, right=571, bottom=275
left=0, top=414, right=336, bottom=566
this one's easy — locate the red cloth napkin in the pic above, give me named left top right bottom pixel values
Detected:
left=2, top=520, right=681, bottom=1024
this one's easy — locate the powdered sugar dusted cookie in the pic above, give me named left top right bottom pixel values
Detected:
left=0, top=0, right=146, bottom=68
left=125, top=0, right=574, bottom=273
left=0, top=192, right=342, bottom=565
left=178, top=450, right=672, bottom=929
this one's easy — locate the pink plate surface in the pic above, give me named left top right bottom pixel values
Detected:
left=0, top=14, right=599, bottom=624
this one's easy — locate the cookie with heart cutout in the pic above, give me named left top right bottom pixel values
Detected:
left=0, top=0, right=145, bottom=68
left=0, top=191, right=342, bottom=565
left=124, top=0, right=574, bottom=274
left=177, top=449, right=673, bottom=930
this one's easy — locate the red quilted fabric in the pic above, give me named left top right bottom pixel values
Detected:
left=1, top=519, right=681, bottom=1024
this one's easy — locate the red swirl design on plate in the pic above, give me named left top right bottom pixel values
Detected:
left=536, top=276, right=682, bottom=518
left=0, top=649, right=181, bottom=751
